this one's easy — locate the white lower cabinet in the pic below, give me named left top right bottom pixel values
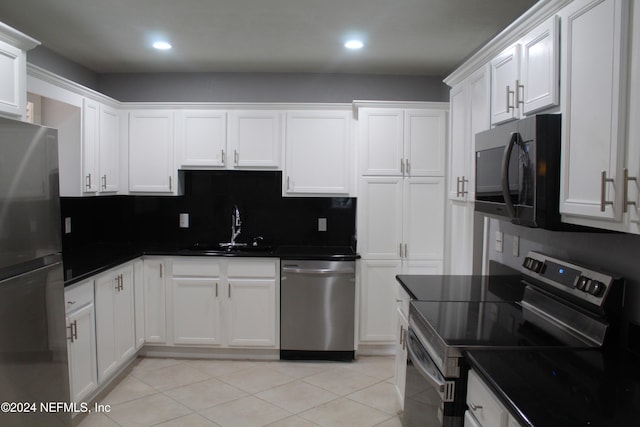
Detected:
left=466, top=369, right=522, bottom=427
left=64, top=280, right=98, bottom=404
left=393, top=284, right=410, bottom=410
left=142, top=258, right=167, bottom=344
left=94, top=263, right=136, bottom=383
left=170, top=257, right=279, bottom=349
left=359, top=259, right=402, bottom=343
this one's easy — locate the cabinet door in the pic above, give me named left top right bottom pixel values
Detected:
left=359, top=259, right=401, bottom=343
left=358, top=177, right=403, bottom=259
left=403, top=178, right=445, bottom=262
left=94, top=273, right=119, bottom=382
left=177, top=110, right=227, bottom=167
left=172, top=278, right=222, bottom=346
left=404, top=109, right=446, bottom=177
left=66, top=303, right=98, bottom=403
left=227, top=280, right=277, bottom=347
left=448, top=82, right=469, bottom=201
left=559, top=0, right=629, bottom=221
left=490, top=44, right=521, bottom=125
left=0, top=39, right=24, bottom=118
left=359, top=108, right=404, bottom=176
left=520, top=15, right=560, bottom=115
left=228, top=110, right=282, bottom=168
left=143, top=259, right=167, bottom=344
left=285, top=110, right=351, bottom=195
left=82, top=98, right=99, bottom=193
left=114, top=266, right=135, bottom=363
left=467, top=64, right=491, bottom=200
left=99, top=104, right=119, bottom=192
left=393, top=306, right=408, bottom=411
left=129, top=111, right=175, bottom=193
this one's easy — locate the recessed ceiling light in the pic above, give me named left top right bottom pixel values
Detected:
left=153, top=41, right=172, bottom=50
left=344, top=40, right=364, bottom=50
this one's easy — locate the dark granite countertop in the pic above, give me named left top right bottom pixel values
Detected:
left=63, top=244, right=358, bottom=286
left=466, top=348, right=640, bottom=427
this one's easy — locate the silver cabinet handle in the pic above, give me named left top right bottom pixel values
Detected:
left=67, top=320, right=78, bottom=343
left=159, top=264, right=163, bottom=278
left=600, top=170, right=615, bottom=212
left=456, top=176, right=469, bottom=197
left=169, top=176, right=172, bottom=192
left=516, top=79, right=524, bottom=107
left=286, top=176, right=291, bottom=191
left=228, top=284, right=231, bottom=298
left=102, top=174, right=107, bottom=190
left=400, top=159, right=405, bottom=175
left=404, top=244, right=408, bottom=258
left=624, top=168, right=637, bottom=213
left=221, top=149, right=226, bottom=165
left=399, top=243, right=403, bottom=258
left=85, top=173, right=92, bottom=189
left=215, top=282, right=218, bottom=297
left=506, top=85, right=515, bottom=112
left=405, top=159, right=410, bottom=175
left=234, top=149, right=239, bottom=165
left=469, top=403, right=483, bottom=411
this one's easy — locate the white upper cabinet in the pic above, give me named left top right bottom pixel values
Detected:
left=519, top=15, right=560, bottom=114
left=404, top=109, right=447, bottom=177
left=448, top=65, right=490, bottom=201
left=359, top=109, right=404, bottom=176
left=0, top=23, right=39, bottom=119
left=177, top=110, right=227, bottom=167
left=490, top=15, right=560, bottom=125
left=129, top=110, right=176, bottom=193
left=490, top=44, right=521, bottom=125
left=99, top=104, right=119, bottom=192
left=228, top=110, right=282, bottom=169
left=284, top=110, right=351, bottom=196
left=82, top=98, right=99, bottom=193
left=83, top=99, right=120, bottom=194
left=359, top=107, right=446, bottom=177
left=177, top=109, right=283, bottom=170
left=559, top=0, right=629, bottom=222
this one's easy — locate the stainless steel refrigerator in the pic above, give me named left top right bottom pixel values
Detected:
left=0, top=117, right=70, bottom=426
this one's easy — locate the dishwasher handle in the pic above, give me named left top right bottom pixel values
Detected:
left=406, top=328, right=446, bottom=391
left=282, top=266, right=354, bottom=275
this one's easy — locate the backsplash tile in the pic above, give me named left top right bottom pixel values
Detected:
left=61, top=170, right=356, bottom=252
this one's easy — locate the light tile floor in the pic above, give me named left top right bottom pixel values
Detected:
left=78, top=356, right=402, bottom=427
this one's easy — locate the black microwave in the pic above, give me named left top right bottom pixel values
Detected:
left=475, top=114, right=562, bottom=229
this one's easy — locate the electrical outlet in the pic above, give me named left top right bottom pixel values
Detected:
left=179, top=213, right=189, bottom=228
left=64, top=217, right=72, bottom=234
left=318, top=217, right=327, bottom=232
left=495, top=231, right=503, bottom=253
left=513, top=235, right=520, bottom=257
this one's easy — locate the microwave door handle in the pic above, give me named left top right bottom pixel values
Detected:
left=501, top=132, right=520, bottom=220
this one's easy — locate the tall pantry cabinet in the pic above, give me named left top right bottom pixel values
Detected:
left=356, top=103, right=447, bottom=347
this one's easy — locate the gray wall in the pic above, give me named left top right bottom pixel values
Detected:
left=95, top=72, right=449, bottom=103
left=486, top=218, right=640, bottom=326
left=27, top=45, right=449, bottom=103
left=27, top=46, right=99, bottom=90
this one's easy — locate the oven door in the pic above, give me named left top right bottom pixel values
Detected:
left=402, top=328, right=465, bottom=427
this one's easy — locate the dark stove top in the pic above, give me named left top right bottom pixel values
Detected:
left=467, top=348, right=640, bottom=427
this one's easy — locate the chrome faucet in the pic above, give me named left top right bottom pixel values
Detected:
left=230, top=205, right=242, bottom=245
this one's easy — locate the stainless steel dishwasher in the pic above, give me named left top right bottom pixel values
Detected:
left=280, top=259, right=356, bottom=360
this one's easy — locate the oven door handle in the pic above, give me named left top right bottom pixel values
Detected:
left=406, top=329, right=446, bottom=391
left=501, top=131, right=520, bottom=220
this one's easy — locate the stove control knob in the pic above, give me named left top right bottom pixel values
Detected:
left=532, top=260, right=545, bottom=273
left=523, top=257, right=533, bottom=270
left=590, top=281, right=605, bottom=297
left=576, top=276, right=589, bottom=291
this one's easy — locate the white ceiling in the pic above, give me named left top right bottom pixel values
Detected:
left=0, top=0, right=537, bottom=76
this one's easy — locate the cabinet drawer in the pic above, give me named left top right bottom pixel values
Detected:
left=227, top=260, right=277, bottom=278
left=65, top=280, right=94, bottom=313
left=466, top=369, right=508, bottom=427
left=172, top=259, right=221, bottom=277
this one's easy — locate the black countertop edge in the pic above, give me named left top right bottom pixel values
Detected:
left=64, top=246, right=360, bottom=287
left=465, top=350, right=536, bottom=427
